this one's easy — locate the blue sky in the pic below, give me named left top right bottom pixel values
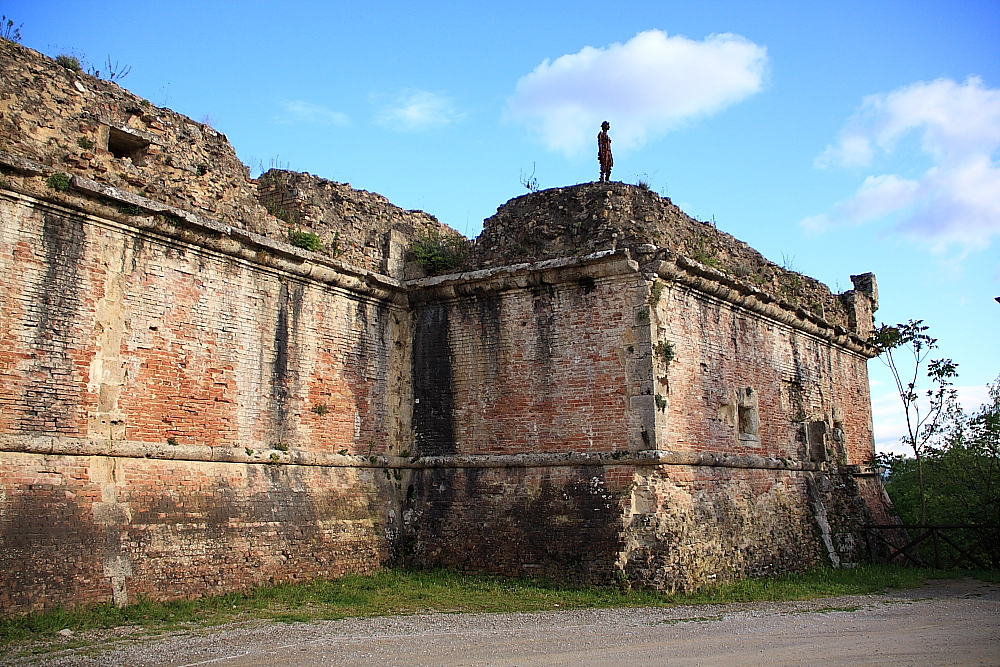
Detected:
left=6, top=0, right=999, bottom=453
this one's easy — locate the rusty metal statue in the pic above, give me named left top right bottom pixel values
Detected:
left=597, top=121, right=613, bottom=182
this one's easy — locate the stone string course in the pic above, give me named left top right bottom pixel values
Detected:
left=1, top=40, right=891, bottom=614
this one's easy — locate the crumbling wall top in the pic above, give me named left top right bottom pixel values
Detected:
left=0, top=39, right=279, bottom=236
left=471, top=182, right=871, bottom=332
left=256, top=169, right=461, bottom=277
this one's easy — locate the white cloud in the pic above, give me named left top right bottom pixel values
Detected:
left=808, top=77, right=1000, bottom=251
left=275, top=100, right=349, bottom=126
left=504, top=30, right=768, bottom=156
left=376, top=89, right=462, bottom=131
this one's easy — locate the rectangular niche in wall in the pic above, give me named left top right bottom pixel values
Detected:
left=107, top=126, right=150, bottom=165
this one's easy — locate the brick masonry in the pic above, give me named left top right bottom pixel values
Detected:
left=0, top=40, right=893, bottom=615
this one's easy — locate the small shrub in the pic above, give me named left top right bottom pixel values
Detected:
left=692, top=250, right=720, bottom=268
left=46, top=173, right=71, bottom=192
left=118, top=203, right=144, bottom=216
left=520, top=162, right=539, bottom=192
left=289, top=230, right=323, bottom=252
left=55, top=54, right=82, bottom=71
left=273, top=442, right=289, bottom=452
left=244, top=447, right=254, bottom=456
left=328, top=231, right=344, bottom=257
left=411, top=230, right=470, bottom=276
left=269, top=453, right=280, bottom=464
left=2, top=16, right=23, bottom=42
left=647, top=280, right=665, bottom=306
left=266, top=201, right=293, bottom=223
left=166, top=437, right=178, bottom=446
left=655, top=394, right=668, bottom=412
left=156, top=213, right=184, bottom=227
left=654, top=340, right=676, bottom=365
left=636, top=173, right=651, bottom=190
left=337, top=448, right=348, bottom=456
left=77, top=137, right=94, bottom=150
left=311, top=403, right=330, bottom=416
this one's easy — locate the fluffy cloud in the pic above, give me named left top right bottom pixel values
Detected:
left=275, top=100, right=349, bottom=126
left=504, top=30, right=768, bottom=156
left=809, top=77, right=1000, bottom=251
left=376, top=90, right=463, bottom=131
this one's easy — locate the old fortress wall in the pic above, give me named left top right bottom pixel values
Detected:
left=0, top=40, right=890, bottom=614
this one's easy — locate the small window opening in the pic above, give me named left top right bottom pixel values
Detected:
left=107, top=127, right=150, bottom=165
left=807, top=420, right=829, bottom=462
left=738, top=405, right=758, bottom=440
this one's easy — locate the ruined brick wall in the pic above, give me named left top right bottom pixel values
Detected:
left=400, top=250, right=882, bottom=588
left=0, top=39, right=277, bottom=236
left=256, top=170, right=459, bottom=278
left=0, top=452, right=395, bottom=613
left=471, top=183, right=864, bottom=330
left=0, top=191, right=407, bottom=452
left=0, top=39, right=893, bottom=613
left=408, top=254, right=652, bottom=457
left=0, top=189, right=410, bottom=613
left=400, top=465, right=631, bottom=584
left=650, top=280, right=875, bottom=465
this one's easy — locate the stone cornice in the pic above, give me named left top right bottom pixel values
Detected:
left=0, top=435, right=821, bottom=472
left=0, top=159, right=406, bottom=304
left=405, top=249, right=640, bottom=302
left=652, top=251, right=876, bottom=358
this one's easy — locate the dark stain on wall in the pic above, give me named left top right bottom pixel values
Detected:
left=532, top=286, right=556, bottom=369
left=412, top=303, right=456, bottom=456
left=0, top=485, right=105, bottom=611
left=19, top=210, right=87, bottom=433
left=270, top=280, right=304, bottom=443
left=402, top=466, right=624, bottom=584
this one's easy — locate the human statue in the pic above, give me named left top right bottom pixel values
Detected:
left=597, top=121, right=613, bottom=182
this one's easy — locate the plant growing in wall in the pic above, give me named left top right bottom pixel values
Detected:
left=654, top=340, right=676, bottom=365
left=289, top=229, right=323, bottom=252
left=46, top=173, right=71, bottom=191
left=1, top=15, right=23, bottom=42
left=647, top=280, right=665, bottom=306
left=55, top=54, right=82, bottom=71
left=411, top=230, right=470, bottom=276
left=520, top=162, right=539, bottom=192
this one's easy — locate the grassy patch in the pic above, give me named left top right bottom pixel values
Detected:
left=0, top=566, right=949, bottom=651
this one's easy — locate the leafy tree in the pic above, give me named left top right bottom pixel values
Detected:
left=870, top=320, right=959, bottom=525
left=880, top=378, right=1000, bottom=567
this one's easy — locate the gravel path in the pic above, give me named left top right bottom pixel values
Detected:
left=4, top=578, right=998, bottom=667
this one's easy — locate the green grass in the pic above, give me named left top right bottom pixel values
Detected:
left=0, top=566, right=976, bottom=651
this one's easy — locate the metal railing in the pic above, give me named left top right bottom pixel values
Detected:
left=865, top=524, right=1000, bottom=569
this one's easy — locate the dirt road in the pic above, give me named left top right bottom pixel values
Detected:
left=6, top=578, right=998, bottom=667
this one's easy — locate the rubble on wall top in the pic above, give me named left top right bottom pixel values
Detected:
left=0, top=39, right=872, bottom=331
left=256, top=169, right=461, bottom=276
left=470, top=181, right=863, bottom=330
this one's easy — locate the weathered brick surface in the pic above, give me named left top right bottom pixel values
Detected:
left=256, top=170, right=458, bottom=277
left=651, top=281, right=875, bottom=465
left=411, top=270, right=650, bottom=457
left=0, top=38, right=893, bottom=614
left=0, top=452, right=395, bottom=612
left=0, top=193, right=403, bottom=454
left=0, top=191, right=409, bottom=613
left=401, top=465, right=630, bottom=585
